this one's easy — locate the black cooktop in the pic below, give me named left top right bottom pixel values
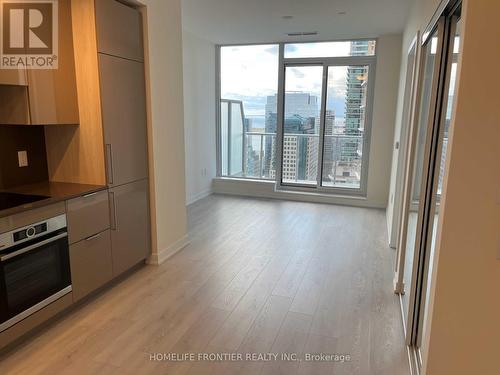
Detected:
left=0, top=192, right=50, bottom=211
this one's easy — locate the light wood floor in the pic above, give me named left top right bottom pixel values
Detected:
left=0, top=195, right=409, bottom=375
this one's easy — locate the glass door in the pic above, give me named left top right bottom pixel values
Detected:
left=322, top=65, right=371, bottom=189
left=417, top=11, right=461, bottom=359
left=281, top=65, right=324, bottom=186
left=397, top=1, right=462, bottom=371
left=401, top=23, right=444, bottom=332
left=278, top=58, right=375, bottom=194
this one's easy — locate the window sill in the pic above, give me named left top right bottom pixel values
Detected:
left=213, top=177, right=385, bottom=209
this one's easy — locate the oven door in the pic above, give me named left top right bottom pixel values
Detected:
left=0, top=229, right=71, bottom=332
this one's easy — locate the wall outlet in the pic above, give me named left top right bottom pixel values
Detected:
left=18, top=150, right=28, bottom=167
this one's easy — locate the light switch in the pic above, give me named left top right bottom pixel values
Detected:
left=18, top=150, right=28, bottom=167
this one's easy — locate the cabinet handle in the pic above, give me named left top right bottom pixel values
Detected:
left=105, top=144, right=114, bottom=185
left=109, top=191, right=117, bottom=231
left=85, top=233, right=101, bottom=242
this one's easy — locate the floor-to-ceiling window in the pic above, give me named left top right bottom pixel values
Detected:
left=277, top=41, right=376, bottom=194
left=217, top=40, right=376, bottom=196
left=218, top=44, right=279, bottom=179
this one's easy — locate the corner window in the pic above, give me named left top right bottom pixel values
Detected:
left=217, top=40, right=376, bottom=196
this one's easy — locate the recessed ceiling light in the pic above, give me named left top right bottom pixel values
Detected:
left=282, top=15, right=294, bottom=20
left=338, top=11, right=347, bottom=15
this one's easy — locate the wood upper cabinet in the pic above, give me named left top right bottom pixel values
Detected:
left=0, top=70, right=27, bottom=86
left=98, top=53, right=148, bottom=186
left=0, top=86, right=30, bottom=125
left=95, top=0, right=144, bottom=62
left=0, top=0, right=78, bottom=125
left=27, top=0, right=79, bottom=125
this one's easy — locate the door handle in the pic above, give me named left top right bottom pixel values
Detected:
left=109, top=191, right=117, bottom=231
left=85, top=232, right=102, bottom=242
left=105, top=144, right=114, bottom=185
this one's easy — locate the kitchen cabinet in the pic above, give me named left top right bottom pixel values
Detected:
left=98, top=53, right=148, bottom=186
left=69, top=230, right=113, bottom=302
left=0, top=70, right=27, bottom=86
left=0, top=0, right=78, bottom=125
left=0, top=86, right=30, bottom=125
left=96, top=0, right=150, bottom=276
left=27, top=0, right=79, bottom=125
left=0, top=67, right=29, bottom=124
left=66, top=190, right=110, bottom=244
left=95, top=0, right=144, bottom=62
left=108, top=179, right=149, bottom=277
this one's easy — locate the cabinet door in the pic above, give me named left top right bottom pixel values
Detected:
left=95, top=0, right=144, bottom=62
left=0, top=69, right=27, bottom=86
left=69, top=230, right=113, bottom=302
left=99, top=54, right=148, bottom=186
left=66, top=190, right=110, bottom=244
left=0, top=86, right=30, bottom=124
left=27, top=0, right=79, bottom=125
left=108, top=179, right=150, bottom=277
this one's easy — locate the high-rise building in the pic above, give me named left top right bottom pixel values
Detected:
left=264, top=93, right=320, bottom=182
left=322, top=109, right=336, bottom=182
left=343, top=41, right=374, bottom=161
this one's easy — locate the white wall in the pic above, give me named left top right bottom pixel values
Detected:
left=139, top=0, right=189, bottom=263
left=182, top=30, right=216, bottom=205
left=366, top=34, right=402, bottom=207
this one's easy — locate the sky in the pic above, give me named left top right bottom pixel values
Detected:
left=220, top=42, right=366, bottom=119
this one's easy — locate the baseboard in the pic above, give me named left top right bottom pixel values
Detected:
left=186, top=189, right=212, bottom=206
left=212, top=178, right=387, bottom=209
left=146, top=234, right=189, bottom=265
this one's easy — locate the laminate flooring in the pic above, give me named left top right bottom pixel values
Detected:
left=0, top=195, right=409, bottom=375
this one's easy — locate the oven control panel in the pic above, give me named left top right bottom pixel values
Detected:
left=0, top=214, right=67, bottom=252
left=13, top=223, right=48, bottom=242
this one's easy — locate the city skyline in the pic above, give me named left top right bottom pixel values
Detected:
left=221, top=41, right=374, bottom=187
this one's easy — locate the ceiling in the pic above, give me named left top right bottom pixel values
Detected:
left=181, top=0, right=413, bottom=44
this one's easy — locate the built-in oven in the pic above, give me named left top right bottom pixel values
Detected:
left=0, top=214, right=71, bottom=332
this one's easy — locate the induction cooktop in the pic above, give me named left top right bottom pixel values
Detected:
left=0, top=192, right=50, bottom=211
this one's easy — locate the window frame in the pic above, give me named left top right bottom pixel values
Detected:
left=216, top=39, right=378, bottom=197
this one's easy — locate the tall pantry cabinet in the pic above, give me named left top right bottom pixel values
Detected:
left=95, top=0, right=150, bottom=276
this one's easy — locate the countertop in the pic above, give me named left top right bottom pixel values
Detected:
left=0, top=181, right=107, bottom=219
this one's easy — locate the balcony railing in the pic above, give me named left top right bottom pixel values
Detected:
left=241, top=132, right=363, bottom=187
left=220, top=100, right=363, bottom=187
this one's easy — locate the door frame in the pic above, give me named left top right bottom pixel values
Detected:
left=405, top=16, right=447, bottom=348
left=390, top=33, right=420, bottom=251
left=415, top=9, right=461, bottom=354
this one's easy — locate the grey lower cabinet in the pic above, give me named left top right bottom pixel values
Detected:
left=98, top=53, right=148, bottom=187
left=66, top=190, right=110, bottom=244
left=69, top=230, right=113, bottom=302
left=67, top=190, right=112, bottom=302
left=108, top=179, right=150, bottom=277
